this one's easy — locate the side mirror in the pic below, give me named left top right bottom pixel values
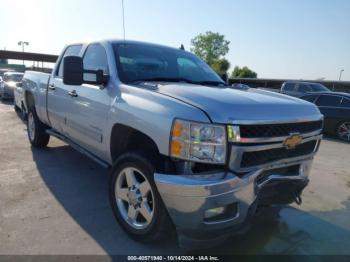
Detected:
left=83, top=69, right=109, bottom=86
left=63, top=56, right=83, bottom=85
left=221, top=73, right=228, bottom=83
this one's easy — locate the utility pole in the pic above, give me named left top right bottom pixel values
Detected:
left=121, top=0, right=126, bottom=41
left=339, top=69, right=344, bottom=81
left=18, top=41, right=29, bottom=65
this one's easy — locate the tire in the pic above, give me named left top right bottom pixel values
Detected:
left=336, top=121, right=350, bottom=142
left=27, top=108, right=50, bottom=148
left=109, top=151, right=173, bottom=243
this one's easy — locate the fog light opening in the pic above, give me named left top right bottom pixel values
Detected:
left=204, top=207, right=226, bottom=219
left=204, top=203, right=238, bottom=223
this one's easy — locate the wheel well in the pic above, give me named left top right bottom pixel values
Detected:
left=25, top=91, right=35, bottom=110
left=110, top=124, right=167, bottom=169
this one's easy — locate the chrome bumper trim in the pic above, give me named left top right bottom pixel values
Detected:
left=229, top=115, right=324, bottom=125
left=231, top=129, right=322, bottom=144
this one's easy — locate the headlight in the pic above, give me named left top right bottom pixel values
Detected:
left=170, top=119, right=227, bottom=164
left=7, top=81, right=16, bottom=88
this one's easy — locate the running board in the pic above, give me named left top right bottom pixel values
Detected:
left=46, top=129, right=110, bottom=169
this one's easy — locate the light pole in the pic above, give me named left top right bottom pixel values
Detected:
left=18, top=41, right=29, bottom=65
left=339, top=69, right=344, bottom=81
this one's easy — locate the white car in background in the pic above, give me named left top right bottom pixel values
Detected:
left=0, top=72, right=24, bottom=100
left=14, top=78, right=27, bottom=119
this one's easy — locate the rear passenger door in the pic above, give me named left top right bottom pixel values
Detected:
left=65, top=43, right=111, bottom=160
left=48, top=45, right=82, bottom=134
left=315, top=95, right=342, bottom=133
left=301, top=95, right=318, bottom=103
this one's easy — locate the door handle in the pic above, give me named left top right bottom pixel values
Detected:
left=68, top=90, right=78, bottom=97
left=48, top=84, right=56, bottom=90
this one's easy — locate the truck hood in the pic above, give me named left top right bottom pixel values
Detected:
left=154, top=83, right=322, bottom=124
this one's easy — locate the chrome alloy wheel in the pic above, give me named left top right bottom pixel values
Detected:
left=115, top=167, right=155, bottom=229
left=28, top=112, right=35, bottom=142
left=338, top=122, right=350, bottom=142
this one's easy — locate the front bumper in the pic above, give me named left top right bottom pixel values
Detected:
left=155, top=158, right=313, bottom=249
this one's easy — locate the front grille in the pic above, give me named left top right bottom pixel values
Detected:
left=239, top=121, right=322, bottom=138
left=241, top=140, right=317, bottom=168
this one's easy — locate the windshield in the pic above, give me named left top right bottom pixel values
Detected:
left=3, top=74, right=23, bottom=82
left=113, top=43, right=224, bottom=86
left=310, top=83, right=330, bottom=92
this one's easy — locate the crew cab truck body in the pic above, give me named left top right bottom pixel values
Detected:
left=23, top=40, right=323, bottom=248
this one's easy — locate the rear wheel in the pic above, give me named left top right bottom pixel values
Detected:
left=27, top=108, right=50, bottom=148
left=109, top=152, right=172, bottom=242
left=336, top=121, right=350, bottom=142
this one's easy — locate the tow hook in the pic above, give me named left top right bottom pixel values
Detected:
left=294, top=192, right=302, bottom=205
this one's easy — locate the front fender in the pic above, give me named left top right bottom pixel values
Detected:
left=106, top=85, right=210, bottom=162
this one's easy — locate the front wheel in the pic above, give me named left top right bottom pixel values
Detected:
left=336, top=121, right=350, bottom=142
left=21, top=103, right=27, bottom=120
left=109, top=152, right=173, bottom=242
left=27, top=108, right=50, bottom=148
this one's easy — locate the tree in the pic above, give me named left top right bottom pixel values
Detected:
left=211, top=58, right=230, bottom=76
left=191, top=31, right=230, bottom=67
left=231, top=66, right=257, bottom=78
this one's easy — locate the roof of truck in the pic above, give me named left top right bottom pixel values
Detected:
left=70, top=39, right=185, bottom=52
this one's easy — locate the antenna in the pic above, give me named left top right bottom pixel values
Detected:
left=121, top=0, right=126, bottom=41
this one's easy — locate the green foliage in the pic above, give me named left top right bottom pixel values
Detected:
left=191, top=31, right=230, bottom=67
left=231, top=66, right=257, bottom=78
left=211, top=58, right=230, bottom=75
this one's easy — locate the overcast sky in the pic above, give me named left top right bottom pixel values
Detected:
left=1, top=0, right=349, bottom=80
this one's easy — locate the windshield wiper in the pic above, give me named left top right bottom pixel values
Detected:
left=129, top=77, right=196, bottom=84
left=195, top=80, right=227, bottom=87
left=128, top=78, right=227, bottom=87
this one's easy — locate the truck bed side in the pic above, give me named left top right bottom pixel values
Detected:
left=22, top=71, right=51, bottom=126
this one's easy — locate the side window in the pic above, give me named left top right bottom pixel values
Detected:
left=316, top=95, right=342, bottom=107
left=283, top=83, right=295, bottom=92
left=83, top=44, right=109, bottom=83
left=56, top=45, right=82, bottom=78
left=341, top=98, right=350, bottom=108
left=298, top=83, right=311, bottom=93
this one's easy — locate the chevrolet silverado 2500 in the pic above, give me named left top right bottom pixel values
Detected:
left=22, top=40, right=323, bottom=248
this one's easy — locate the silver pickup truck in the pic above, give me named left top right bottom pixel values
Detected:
left=22, top=40, right=323, bottom=248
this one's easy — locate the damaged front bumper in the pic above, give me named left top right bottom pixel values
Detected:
left=154, top=158, right=313, bottom=249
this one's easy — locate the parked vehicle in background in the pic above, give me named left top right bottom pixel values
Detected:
left=0, top=69, right=15, bottom=78
left=0, top=72, right=24, bottom=100
left=281, top=81, right=330, bottom=97
left=231, top=83, right=250, bottom=90
left=22, top=39, right=323, bottom=248
left=14, top=80, right=27, bottom=119
left=258, top=87, right=281, bottom=93
left=301, top=92, right=350, bottom=142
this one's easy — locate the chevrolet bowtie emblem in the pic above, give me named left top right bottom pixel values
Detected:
left=284, top=133, right=302, bottom=149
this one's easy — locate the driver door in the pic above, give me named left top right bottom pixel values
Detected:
left=64, top=43, right=111, bottom=160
